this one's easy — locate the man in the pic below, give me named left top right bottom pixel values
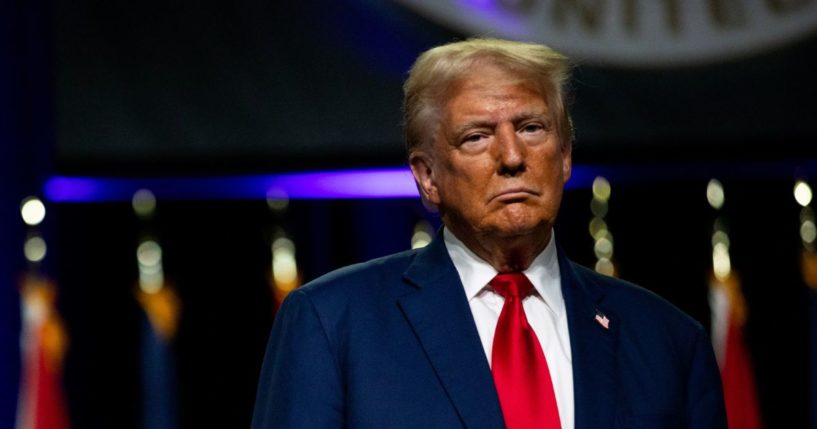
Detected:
left=252, top=38, right=726, bottom=429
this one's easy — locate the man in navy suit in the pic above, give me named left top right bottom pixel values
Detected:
left=252, top=38, right=726, bottom=429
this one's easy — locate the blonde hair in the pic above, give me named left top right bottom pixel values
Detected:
left=403, top=38, right=573, bottom=154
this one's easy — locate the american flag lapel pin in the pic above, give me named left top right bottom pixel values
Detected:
left=594, top=309, right=610, bottom=330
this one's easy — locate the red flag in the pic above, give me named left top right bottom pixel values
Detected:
left=709, top=271, right=762, bottom=429
left=16, top=275, right=71, bottom=429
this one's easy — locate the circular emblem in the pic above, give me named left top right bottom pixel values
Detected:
left=397, top=0, right=817, bottom=67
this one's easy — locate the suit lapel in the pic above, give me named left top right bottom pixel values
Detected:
left=398, top=236, right=505, bottom=429
left=558, top=248, right=619, bottom=429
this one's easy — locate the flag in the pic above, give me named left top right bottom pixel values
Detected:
left=709, top=271, right=762, bottom=429
left=594, top=310, right=610, bottom=330
left=16, top=274, right=71, bottom=429
left=136, top=285, right=181, bottom=429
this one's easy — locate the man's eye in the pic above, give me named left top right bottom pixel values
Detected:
left=462, top=134, right=485, bottom=143
left=522, top=124, right=544, bottom=133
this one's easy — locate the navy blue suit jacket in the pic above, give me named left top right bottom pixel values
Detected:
left=252, top=235, right=726, bottom=428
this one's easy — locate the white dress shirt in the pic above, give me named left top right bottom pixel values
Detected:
left=444, top=228, right=574, bottom=429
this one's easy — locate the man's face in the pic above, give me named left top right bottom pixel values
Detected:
left=410, top=65, right=571, bottom=241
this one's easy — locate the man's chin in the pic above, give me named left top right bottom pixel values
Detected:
left=484, top=222, right=550, bottom=240
left=484, top=208, right=552, bottom=237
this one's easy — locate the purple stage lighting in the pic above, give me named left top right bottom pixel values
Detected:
left=44, top=168, right=423, bottom=202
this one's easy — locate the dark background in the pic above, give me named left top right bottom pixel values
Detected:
left=54, top=0, right=817, bottom=174
left=1, top=0, right=815, bottom=428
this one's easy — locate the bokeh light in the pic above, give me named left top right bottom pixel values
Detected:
left=137, top=240, right=163, bottom=268
left=706, top=179, right=725, bottom=210
left=411, top=220, right=434, bottom=249
left=595, top=258, right=615, bottom=276
left=20, top=197, right=46, bottom=226
left=712, top=242, right=731, bottom=280
left=272, top=237, right=298, bottom=287
left=801, top=220, right=816, bottom=244
left=23, top=236, right=47, bottom=262
left=592, top=176, right=611, bottom=202
left=132, top=189, right=157, bottom=218
left=794, top=181, right=813, bottom=207
left=266, top=187, right=290, bottom=212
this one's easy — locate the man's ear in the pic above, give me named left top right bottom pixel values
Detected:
left=409, top=151, right=440, bottom=206
left=561, top=140, right=572, bottom=183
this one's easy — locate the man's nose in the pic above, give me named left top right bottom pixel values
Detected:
left=495, top=126, right=526, bottom=176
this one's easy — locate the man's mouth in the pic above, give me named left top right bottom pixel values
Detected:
left=492, top=188, right=538, bottom=203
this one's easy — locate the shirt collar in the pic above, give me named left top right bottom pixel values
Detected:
left=443, top=227, right=564, bottom=316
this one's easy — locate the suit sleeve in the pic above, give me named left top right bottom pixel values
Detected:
left=685, top=326, right=727, bottom=429
left=251, top=290, right=344, bottom=429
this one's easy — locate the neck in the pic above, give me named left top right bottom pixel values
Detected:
left=446, top=224, right=552, bottom=272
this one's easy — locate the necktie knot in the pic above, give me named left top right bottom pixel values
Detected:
left=490, top=273, right=533, bottom=299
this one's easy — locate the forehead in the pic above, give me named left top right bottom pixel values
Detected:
left=441, top=67, right=549, bottom=120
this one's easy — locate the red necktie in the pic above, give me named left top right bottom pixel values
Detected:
left=491, top=273, right=562, bottom=429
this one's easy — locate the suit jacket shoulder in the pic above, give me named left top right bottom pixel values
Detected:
left=253, top=240, right=505, bottom=429
left=561, top=258, right=726, bottom=429
left=298, top=247, right=419, bottom=305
